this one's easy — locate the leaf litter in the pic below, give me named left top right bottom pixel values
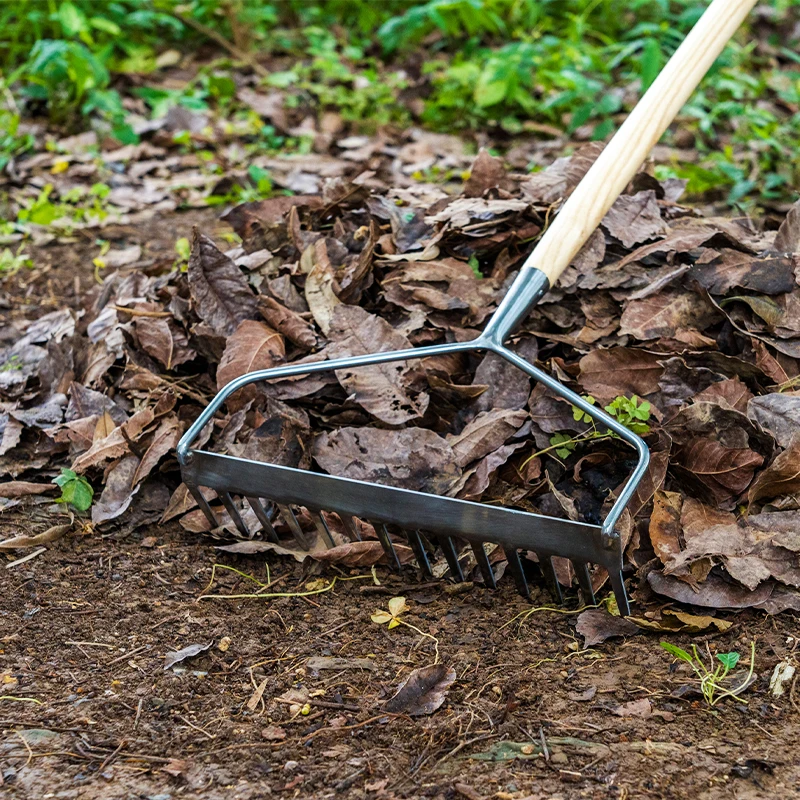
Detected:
left=3, top=141, right=800, bottom=614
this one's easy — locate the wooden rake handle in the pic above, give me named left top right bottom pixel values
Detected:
left=525, top=0, right=757, bottom=286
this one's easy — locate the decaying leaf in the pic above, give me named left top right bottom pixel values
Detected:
left=649, top=491, right=683, bottom=566
left=575, top=609, right=640, bottom=647
left=383, top=664, right=456, bottom=716
left=748, top=439, right=800, bottom=505
left=602, top=191, right=665, bottom=248
left=312, top=427, right=461, bottom=494
left=188, top=231, right=258, bottom=336
left=164, top=641, right=214, bottom=670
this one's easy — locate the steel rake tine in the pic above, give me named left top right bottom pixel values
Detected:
left=609, top=570, right=631, bottom=617
left=340, top=515, right=362, bottom=542
left=246, top=497, right=279, bottom=543
left=471, top=542, right=496, bottom=589
left=188, top=485, right=218, bottom=530
left=276, top=503, right=310, bottom=549
left=503, top=548, right=530, bottom=599
left=437, top=535, right=464, bottom=583
left=376, top=523, right=402, bottom=570
left=220, top=492, right=252, bottom=538
left=571, top=560, right=595, bottom=605
left=538, top=556, right=563, bottom=604
left=311, top=511, right=335, bottom=549
left=407, top=529, right=433, bottom=578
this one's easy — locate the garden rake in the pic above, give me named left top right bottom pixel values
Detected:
left=178, top=0, right=756, bottom=616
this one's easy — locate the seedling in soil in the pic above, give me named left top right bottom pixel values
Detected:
left=661, top=640, right=756, bottom=706
left=372, top=596, right=440, bottom=663
left=53, top=468, right=93, bottom=512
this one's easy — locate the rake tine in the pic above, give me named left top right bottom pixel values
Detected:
left=188, top=485, right=218, bottom=530
left=340, top=514, right=362, bottom=542
left=572, top=560, right=595, bottom=605
left=276, top=503, right=310, bottom=549
left=471, top=542, right=496, bottom=589
left=406, top=529, right=433, bottom=578
left=437, top=535, right=464, bottom=583
left=538, top=556, right=563, bottom=604
left=220, top=493, right=252, bottom=538
left=503, top=548, right=530, bottom=599
left=246, top=497, right=279, bottom=543
left=609, top=570, right=631, bottom=617
left=376, top=523, right=402, bottom=570
left=311, top=511, right=335, bottom=549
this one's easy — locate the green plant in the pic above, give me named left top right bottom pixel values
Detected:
left=661, top=640, right=756, bottom=706
left=0, top=245, right=33, bottom=275
left=372, top=596, right=440, bottom=661
left=53, top=468, right=94, bottom=512
left=527, top=394, right=651, bottom=464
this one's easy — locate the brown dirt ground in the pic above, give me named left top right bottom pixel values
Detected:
left=1, top=520, right=799, bottom=800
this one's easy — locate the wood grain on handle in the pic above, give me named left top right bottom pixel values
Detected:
left=526, top=0, right=757, bottom=285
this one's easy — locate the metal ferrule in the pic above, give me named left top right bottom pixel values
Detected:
left=480, top=267, right=550, bottom=346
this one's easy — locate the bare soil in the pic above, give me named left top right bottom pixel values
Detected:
left=1, top=521, right=798, bottom=800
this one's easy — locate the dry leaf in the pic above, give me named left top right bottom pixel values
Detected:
left=575, top=609, right=640, bottom=647
left=383, top=664, right=456, bottom=716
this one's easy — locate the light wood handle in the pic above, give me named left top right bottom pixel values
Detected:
left=526, top=0, right=757, bottom=285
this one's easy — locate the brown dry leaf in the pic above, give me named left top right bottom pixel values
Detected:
left=628, top=609, right=732, bottom=633
left=383, top=664, right=456, bottom=716
left=773, top=199, right=800, bottom=253
left=456, top=441, right=526, bottom=499
left=675, top=437, right=763, bottom=508
left=72, top=407, right=155, bottom=472
left=161, top=483, right=214, bottom=523
left=312, top=426, right=461, bottom=494
left=747, top=394, right=800, bottom=449
left=601, top=191, right=665, bottom=248
left=446, top=408, right=527, bottom=468
left=134, top=317, right=196, bottom=370
left=302, top=240, right=341, bottom=335
left=131, top=415, right=181, bottom=487
left=216, top=320, right=285, bottom=403
left=258, top=296, right=317, bottom=350
left=620, top=289, right=718, bottom=341
left=92, top=454, right=141, bottom=524
left=327, top=305, right=429, bottom=425
left=575, top=609, right=640, bottom=647
left=648, top=571, right=774, bottom=609
left=312, top=540, right=415, bottom=567
left=693, top=377, right=753, bottom=413
left=0, top=481, right=55, bottom=498
left=689, top=250, right=796, bottom=295
left=188, top=231, right=258, bottom=336
left=649, top=491, right=683, bottom=566
left=748, top=439, right=800, bottom=504
left=425, top=197, right=527, bottom=228
left=463, top=148, right=508, bottom=197
left=0, top=521, right=72, bottom=549
left=611, top=698, right=652, bottom=718
left=578, top=348, right=663, bottom=401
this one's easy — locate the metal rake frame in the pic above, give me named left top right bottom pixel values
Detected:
left=177, top=274, right=649, bottom=616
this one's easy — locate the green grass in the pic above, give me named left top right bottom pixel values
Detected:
left=1, top=0, right=799, bottom=208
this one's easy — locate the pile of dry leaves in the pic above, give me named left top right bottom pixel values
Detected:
left=2, top=145, right=799, bottom=613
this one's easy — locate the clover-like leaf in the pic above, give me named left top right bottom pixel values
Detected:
left=716, top=652, right=740, bottom=671
left=372, top=596, right=409, bottom=629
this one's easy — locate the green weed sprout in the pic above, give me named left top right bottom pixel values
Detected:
left=53, top=468, right=94, bottom=512
left=661, top=640, right=756, bottom=706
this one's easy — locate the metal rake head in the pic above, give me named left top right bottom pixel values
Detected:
left=177, top=273, right=649, bottom=616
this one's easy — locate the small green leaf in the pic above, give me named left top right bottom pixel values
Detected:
left=660, top=642, right=693, bottom=663
left=716, top=652, right=740, bottom=670
left=53, top=468, right=93, bottom=511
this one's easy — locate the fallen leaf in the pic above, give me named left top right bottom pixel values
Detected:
left=602, top=191, right=665, bottom=248
left=216, top=320, right=285, bottom=406
left=131, top=415, right=181, bottom=487
left=313, top=539, right=416, bottom=567
left=312, top=426, right=461, bottom=494
left=383, top=664, right=456, bottom=716
left=693, top=377, right=753, bottom=413
left=620, top=290, right=718, bottom=341
left=258, top=296, right=317, bottom=350
left=164, top=641, right=214, bottom=670
left=575, top=609, right=640, bottom=646
left=0, top=481, right=55, bottom=498
left=302, top=240, right=341, bottom=335
left=0, top=522, right=72, bottom=549
left=773, top=199, right=800, bottom=253
left=748, top=439, right=800, bottom=505
left=747, top=394, right=800, bottom=449
left=648, top=571, right=774, bottom=609
left=188, top=230, right=258, bottom=336
left=261, top=724, right=287, bottom=741
left=649, top=491, right=683, bottom=566
left=675, top=437, right=763, bottom=509
left=134, top=317, right=196, bottom=370
left=578, top=348, right=663, bottom=402
left=72, top=407, right=155, bottom=472
left=689, top=250, right=797, bottom=295
left=627, top=609, right=732, bottom=633
left=446, top=408, right=527, bottom=468
left=611, top=698, right=652, bottom=718
left=327, top=305, right=429, bottom=424
left=92, top=455, right=141, bottom=524
left=463, top=148, right=508, bottom=197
